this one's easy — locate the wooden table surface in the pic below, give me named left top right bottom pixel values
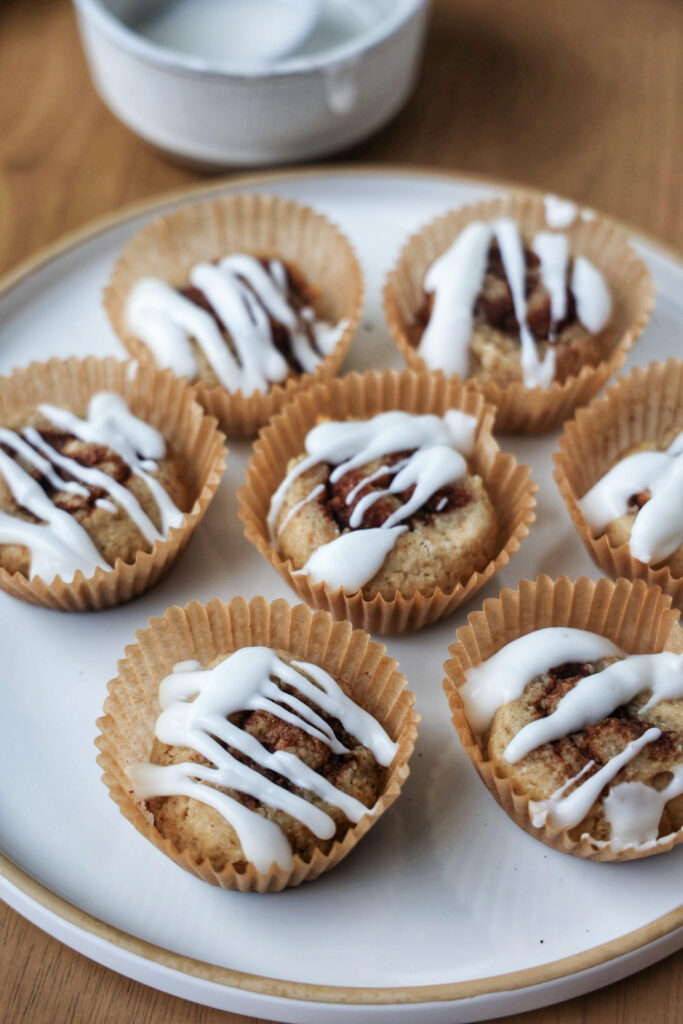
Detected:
left=0, top=1, right=681, bottom=1021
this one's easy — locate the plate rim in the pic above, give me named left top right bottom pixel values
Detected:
left=1, top=162, right=682, bottom=1007
left=2, top=162, right=683, bottom=298
left=2, top=856, right=681, bottom=1005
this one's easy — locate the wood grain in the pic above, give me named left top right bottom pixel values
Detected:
left=0, top=0, right=681, bottom=1022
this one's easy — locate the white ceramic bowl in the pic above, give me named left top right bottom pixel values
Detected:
left=72, top=0, right=430, bottom=168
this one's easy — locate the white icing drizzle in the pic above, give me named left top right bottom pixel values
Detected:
left=0, top=428, right=88, bottom=498
left=43, top=392, right=166, bottom=461
left=95, top=498, right=118, bottom=514
left=463, top=627, right=683, bottom=850
left=544, top=194, right=578, bottom=229
left=489, top=219, right=552, bottom=387
left=579, top=429, right=683, bottom=564
left=295, top=526, right=409, bottom=593
left=25, top=428, right=161, bottom=547
left=128, top=647, right=398, bottom=873
left=0, top=452, right=108, bottom=583
left=417, top=218, right=611, bottom=390
left=0, top=392, right=184, bottom=583
left=36, top=394, right=184, bottom=536
left=503, top=650, right=683, bottom=763
left=268, top=259, right=288, bottom=290
left=494, top=219, right=556, bottom=389
left=602, top=766, right=683, bottom=849
left=126, top=255, right=345, bottom=397
left=345, top=462, right=407, bottom=506
left=461, top=627, right=623, bottom=735
left=529, top=729, right=662, bottom=834
left=531, top=232, right=569, bottom=340
left=571, top=256, right=612, bottom=333
left=349, top=447, right=467, bottom=531
left=268, top=410, right=477, bottom=594
left=419, top=221, right=493, bottom=379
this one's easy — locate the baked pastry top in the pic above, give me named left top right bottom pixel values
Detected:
left=461, top=627, right=683, bottom=852
left=267, top=409, right=498, bottom=599
left=0, top=392, right=191, bottom=583
left=410, top=218, right=612, bottom=390
left=578, top=427, right=683, bottom=574
left=128, top=646, right=399, bottom=873
left=126, top=255, right=346, bottom=396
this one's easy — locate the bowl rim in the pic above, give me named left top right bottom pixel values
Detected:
left=72, top=0, right=429, bottom=80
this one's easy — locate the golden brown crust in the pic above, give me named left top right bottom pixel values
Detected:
left=443, top=575, right=683, bottom=861
left=408, top=238, right=612, bottom=387
left=104, top=194, right=365, bottom=438
left=0, top=405, right=192, bottom=577
left=239, top=368, right=536, bottom=632
left=598, top=431, right=683, bottom=575
left=383, top=193, right=654, bottom=434
left=176, top=257, right=325, bottom=390
left=98, top=595, right=416, bottom=890
left=487, top=657, right=683, bottom=844
left=146, top=649, right=389, bottom=871
left=275, top=448, right=498, bottom=601
left=553, top=360, right=683, bottom=611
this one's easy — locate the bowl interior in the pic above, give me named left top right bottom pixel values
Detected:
left=82, top=0, right=424, bottom=74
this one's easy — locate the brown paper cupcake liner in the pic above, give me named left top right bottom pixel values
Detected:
left=383, top=192, right=654, bottom=434
left=96, top=595, right=419, bottom=892
left=443, top=575, right=683, bottom=861
left=238, top=369, right=537, bottom=634
left=0, top=356, right=226, bottom=611
left=104, top=193, right=364, bottom=437
left=554, top=359, right=683, bottom=609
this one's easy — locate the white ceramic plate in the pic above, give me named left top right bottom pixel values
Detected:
left=0, top=168, right=681, bottom=1024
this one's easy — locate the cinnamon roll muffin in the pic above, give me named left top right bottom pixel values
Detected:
left=125, top=255, right=343, bottom=396
left=138, top=647, right=395, bottom=872
left=408, top=223, right=612, bottom=390
left=97, top=596, right=418, bottom=891
left=105, top=194, right=363, bottom=436
left=0, top=357, right=225, bottom=610
left=485, top=648, right=683, bottom=848
left=444, top=576, right=683, bottom=861
left=554, top=360, right=683, bottom=609
left=384, top=192, right=653, bottom=433
left=579, top=427, right=683, bottom=577
left=0, top=394, right=191, bottom=581
left=269, top=409, right=498, bottom=602
left=239, top=369, right=536, bottom=633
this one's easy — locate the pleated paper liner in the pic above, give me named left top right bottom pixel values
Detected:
left=104, top=193, right=364, bottom=437
left=554, top=359, right=683, bottom=609
left=382, top=192, right=654, bottom=434
left=96, top=595, right=419, bottom=893
left=0, top=356, right=226, bottom=611
left=238, top=369, right=537, bottom=634
left=443, top=575, right=683, bottom=862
